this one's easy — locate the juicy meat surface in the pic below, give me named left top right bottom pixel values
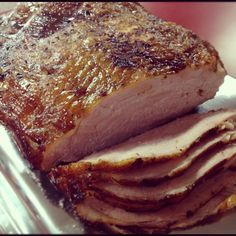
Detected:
left=0, top=2, right=225, bottom=170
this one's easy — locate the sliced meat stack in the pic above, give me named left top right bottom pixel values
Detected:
left=49, top=109, right=236, bottom=234
left=0, top=2, right=225, bottom=171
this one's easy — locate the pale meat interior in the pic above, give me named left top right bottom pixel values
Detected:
left=44, top=65, right=225, bottom=170
left=81, top=109, right=235, bottom=164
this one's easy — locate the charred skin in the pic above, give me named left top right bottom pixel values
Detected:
left=0, top=2, right=225, bottom=170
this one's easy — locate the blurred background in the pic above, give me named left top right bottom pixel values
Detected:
left=141, top=2, right=236, bottom=78
left=1, top=2, right=236, bottom=77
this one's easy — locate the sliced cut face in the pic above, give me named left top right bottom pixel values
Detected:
left=45, top=66, right=223, bottom=170
left=74, top=170, right=236, bottom=230
left=172, top=193, right=236, bottom=231
left=103, top=191, right=236, bottom=234
left=0, top=2, right=225, bottom=170
left=84, top=129, right=236, bottom=186
left=89, top=144, right=236, bottom=206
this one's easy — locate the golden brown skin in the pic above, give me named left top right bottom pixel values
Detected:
left=0, top=2, right=223, bottom=169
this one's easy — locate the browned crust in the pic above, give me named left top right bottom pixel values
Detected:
left=0, top=2, right=225, bottom=169
left=0, top=109, right=43, bottom=168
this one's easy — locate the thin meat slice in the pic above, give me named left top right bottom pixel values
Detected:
left=99, top=191, right=236, bottom=234
left=172, top=193, right=236, bottom=231
left=91, top=129, right=236, bottom=186
left=74, top=170, right=236, bottom=230
left=113, top=192, right=236, bottom=234
left=90, top=144, right=236, bottom=208
left=0, top=2, right=225, bottom=171
left=81, top=110, right=236, bottom=166
left=50, top=136, right=236, bottom=210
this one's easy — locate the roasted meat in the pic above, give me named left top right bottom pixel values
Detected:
left=0, top=2, right=225, bottom=171
left=0, top=2, right=233, bottom=234
left=49, top=110, right=236, bottom=234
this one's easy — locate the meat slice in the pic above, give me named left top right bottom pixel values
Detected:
left=116, top=192, right=236, bottom=234
left=172, top=193, right=236, bottom=231
left=110, top=192, right=236, bottom=234
left=86, top=129, right=236, bottom=185
left=73, top=170, right=236, bottom=233
left=0, top=2, right=225, bottom=170
left=76, top=143, right=236, bottom=211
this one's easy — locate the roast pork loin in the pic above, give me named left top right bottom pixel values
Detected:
left=0, top=2, right=225, bottom=170
left=49, top=110, right=236, bottom=234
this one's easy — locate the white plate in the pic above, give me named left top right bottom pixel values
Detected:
left=1, top=76, right=236, bottom=234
